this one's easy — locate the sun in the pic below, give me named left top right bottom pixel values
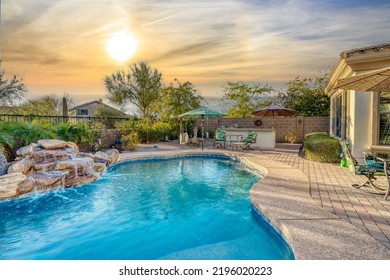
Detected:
left=106, top=31, right=137, bottom=62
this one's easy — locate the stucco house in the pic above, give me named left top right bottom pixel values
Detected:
left=325, top=42, right=390, bottom=161
left=69, top=99, right=127, bottom=118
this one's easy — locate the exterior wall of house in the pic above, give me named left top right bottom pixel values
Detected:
left=69, top=102, right=100, bottom=117
left=326, top=44, right=390, bottom=160
left=349, top=91, right=373, bottom=161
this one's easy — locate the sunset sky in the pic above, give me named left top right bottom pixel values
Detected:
left=2, top=0, right=390, bottom=111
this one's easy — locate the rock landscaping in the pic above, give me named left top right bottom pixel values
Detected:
left=0, top=139, right=119, bottom=199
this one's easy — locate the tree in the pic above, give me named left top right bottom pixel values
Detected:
left=104, top=61, right=162, bottom=118
left=0, top=70, right=27, bottom=106
left=222, top=81, right=273, bottom=118
left=94, top=104, right=128, bottom=128
left=18, top=93, right=74, bottom=116
left=157, top=79, right=203, bottom=119
left=276, top=74, right=330, bottom=116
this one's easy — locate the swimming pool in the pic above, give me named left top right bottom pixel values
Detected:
left=0, top=155, right=294, bottom=260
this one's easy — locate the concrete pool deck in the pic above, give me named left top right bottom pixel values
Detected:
left=117, top=141, right=390, bottom=259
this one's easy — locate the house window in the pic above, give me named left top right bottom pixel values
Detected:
left=77, top=109, right=89, bottom=116
left=379, top=92, right=390, bottom=145
left=333, top=94, right=342, bottom=138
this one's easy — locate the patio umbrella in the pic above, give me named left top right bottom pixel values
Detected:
left=335, top=67, right=390, bottom=92
left=252, top=105, right=296, bottom=128
left=252, top=105, right=297, bottom=117
left=178, top=107, right=225, bottom=149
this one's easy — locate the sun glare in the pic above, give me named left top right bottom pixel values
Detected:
left=106, top=31, right=137, bottom=62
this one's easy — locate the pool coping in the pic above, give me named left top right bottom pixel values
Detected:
left=118, top=149, right=390, bottom=260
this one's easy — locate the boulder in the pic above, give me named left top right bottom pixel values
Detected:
left=33, top=161, right=57, bottom=172
left=34, top=149, right=74, bottom=162
left=55, top=157, right=95, bottom=173
left=105, top=149, right=120, bottom=164
left=66, top=141, right=79, bottom=152
left=93, top=162, right=107, bottom=173
left=16, top=143, right=39, bottom=157
left=16, top=178, right=34, bottom=196
left=38, top=139, right=67, bottom=150
left=93, top=151, right=111, bottom=165
left=0, top=173, right=27, bottom=198
left=30, top=170, right=68, bottom=189
left=8, top=157, right=32, bottom=174
left=66, top=173, right=99, bottom=187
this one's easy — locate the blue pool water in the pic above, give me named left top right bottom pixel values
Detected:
left=0, top=155, right=294, bottom=260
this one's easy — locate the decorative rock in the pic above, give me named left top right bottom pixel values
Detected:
left=93, top=162, right=107, bottom=173
left=0, top=151, right=8, bottom=176
left=16, top=143, right=38, bottom=157
left=93, top=151, right=111, bottom=165
left=0, top=173, right=27, bottom=198
left=66, top=141, right=79, bottom=152
left=38, top=139, right=67, bottom=150
left=105, top=149, right=120, bottom=165
left=66, top=173, right=99, bottom=187
left=30, top=171, right=68, bottom=189
left=55, top=157, right=95, bottom=173
left=16, top=178, right=34, bottom=196
left=34, top=149, right=75, bottom=162
left=8, top=157, right=32, bottom=175
left=33, top=161, right=57, bottom=172
left=1, top=140, right=118, bottom=199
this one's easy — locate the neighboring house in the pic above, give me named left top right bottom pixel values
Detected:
left=69, top=99, right=127, bottom=118
left=325, top=42, right=390, bottom=160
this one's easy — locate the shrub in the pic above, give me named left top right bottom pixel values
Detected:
left=55, top=122, right=93, bottom=145
left=304, top=134, right=341, bottom=163
left=285, top=130, right=300, bottom=143
left=304, top=132, right=328, bottom=140
left=115, top=119, right=139, bottom=150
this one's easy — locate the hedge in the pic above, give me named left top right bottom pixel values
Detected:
left=304, top=132, right=341, bottom=163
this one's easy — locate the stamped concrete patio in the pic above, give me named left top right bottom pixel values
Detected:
left=119, top=140, right=390, bottom=259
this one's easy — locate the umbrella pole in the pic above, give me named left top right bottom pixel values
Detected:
left=201, top=116, right=204, bottom=151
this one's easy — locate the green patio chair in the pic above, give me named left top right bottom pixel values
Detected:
left=233, top=131, right=257, bottom=151
left=341, top=141, right=378, bottom=190
left=214, top=129, right=226, bottom=148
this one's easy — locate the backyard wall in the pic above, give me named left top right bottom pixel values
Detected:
left=196, top=116, right=330, bottom=143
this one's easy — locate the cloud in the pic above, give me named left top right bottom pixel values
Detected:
left=2, top=0, right=390, bottom=98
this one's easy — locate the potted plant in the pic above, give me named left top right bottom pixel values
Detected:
left=285, top=130, right=300, bottom=144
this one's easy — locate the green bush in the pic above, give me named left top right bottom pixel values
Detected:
left=304, top=132, right=328, bottom=140
left=304, top=134, right=341, bottom=163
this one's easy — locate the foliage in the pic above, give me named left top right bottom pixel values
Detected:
left=94, top=104, right=128, bottom=127
left=276, top=74, right=330, bottom=116
left=0, top=121, right=56, bottom=160
left=285, top=129, right=300, bottom=143
left=115, top=119, right=139, bottom=151
left=157, top=79, right=203, bottom=119
left=0, top=70, right=27, bottom=106
left=222, top=81, right=273, bottom=118
left=18, top=93, right=75, bottom=116
left=104, top=61, right=162, bottom=118
left=55, top=122, right=93, bottom=145
left=135, top=118, right=175, bottom=143
left=304, top=132, right=328, bottom=140
left=304, top=133, right=340, bottom=163
left=88, top=121, right=106, bottom=141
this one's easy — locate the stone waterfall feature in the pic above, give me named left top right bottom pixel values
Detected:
left=0, top=139, right=119, bottom=199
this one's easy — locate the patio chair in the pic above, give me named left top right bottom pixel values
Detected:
left=374, top=157, right=390, bottom=200
left=214, top=128, right=226, bottom=148
left=341, top=141, right=378, bottom=190
left=233, top=131, right=257, bottom=151
left=363, top=152, right=385, bottom=173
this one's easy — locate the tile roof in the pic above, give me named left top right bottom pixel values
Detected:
left=340, top=42, right=390, bottom=58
